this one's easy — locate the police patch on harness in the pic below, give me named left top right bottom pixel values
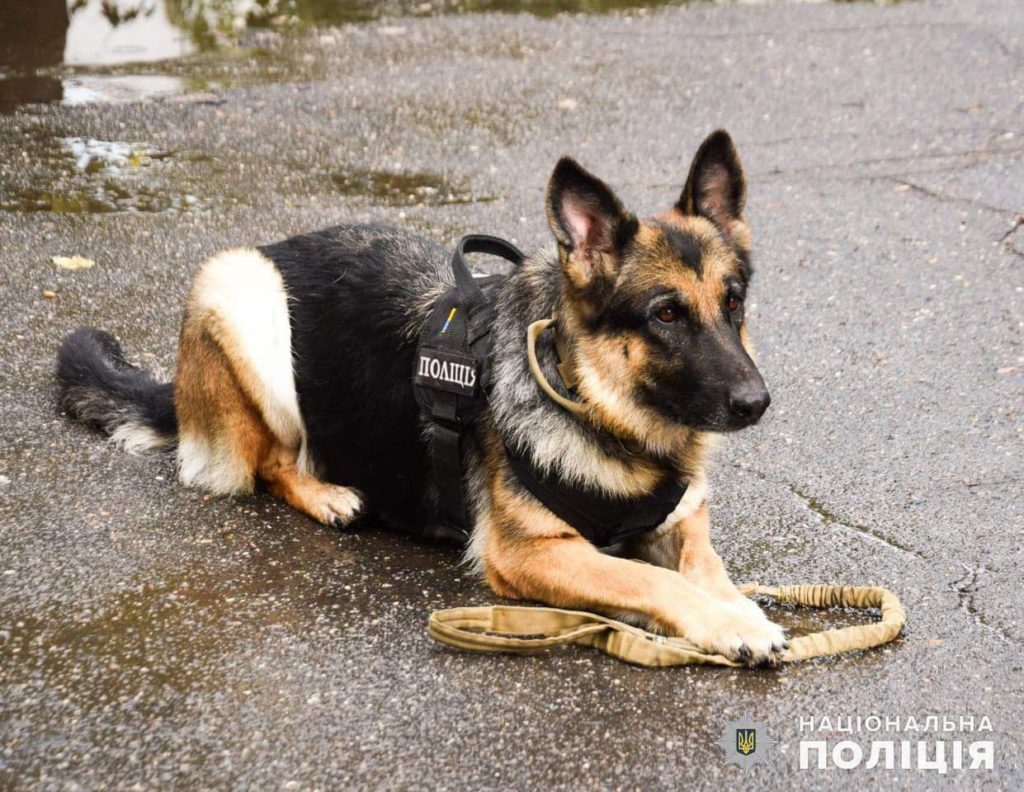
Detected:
left=415, top=349, right=479, bottom=396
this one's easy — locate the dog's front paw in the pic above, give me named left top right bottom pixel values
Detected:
left=682, top=601, right=788, bottom=667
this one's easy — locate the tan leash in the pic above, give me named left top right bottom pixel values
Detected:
left=428, top=584, right=906, bottom=666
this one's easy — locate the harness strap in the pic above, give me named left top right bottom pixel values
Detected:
left=430, top=421, right=469, bottom=542
left=504, top=442, right=688, bottom=547
left=428, top=584, right=908, bottom=666
left=451, top=234, right=525, bottom=293
left=424, top=282, right=472, bottom=540
left=419, top=235, right=525, bottom=541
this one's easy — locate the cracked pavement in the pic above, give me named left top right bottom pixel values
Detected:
left=1, top=0, right=1022, bottom=788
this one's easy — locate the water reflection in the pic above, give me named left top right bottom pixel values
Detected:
left=63, top=0, right=194, bottom=65
left=61, top=74, right=185, bottom=104
left=0, top=0, right=69, bottom=71
left=0, top=0, right=691, bottom=73
left=0, top=0, right=68, bottom=110
left=0, top=1, right=187, bottom=110
left=308, top=0, right=687, bottom=22
left=0, top=0, right=873, bottom=112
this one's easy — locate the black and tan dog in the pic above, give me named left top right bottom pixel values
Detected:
left=58, top=130, right=787, bottom=664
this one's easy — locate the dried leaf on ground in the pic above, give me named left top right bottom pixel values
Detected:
left=52, top=255, right=95, bottom=270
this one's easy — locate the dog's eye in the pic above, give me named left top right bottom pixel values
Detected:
left=656, top=306, right=681, bottom=323
left=726, top=295, right=743, bottom=313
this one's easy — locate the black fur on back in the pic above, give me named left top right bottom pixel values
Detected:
left=57, top=328, right=177, bottom=447
left=260, top=225, right=453, bottom=534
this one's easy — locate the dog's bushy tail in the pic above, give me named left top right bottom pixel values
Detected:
left=57, top=328, right=178, bottom=453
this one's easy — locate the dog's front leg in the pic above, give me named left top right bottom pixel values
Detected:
left=482, top=525, right=786, bottom=665
left=629, top=503, right=787, bottom=654
left=674, top=504, right=752, bottom=604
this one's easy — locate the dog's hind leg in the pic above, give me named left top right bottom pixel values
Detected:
left=258, top=442, right=363, bottom=528
left=174, top=248, right=363, bottom=526
left=174, top=318, right=272, bottom=496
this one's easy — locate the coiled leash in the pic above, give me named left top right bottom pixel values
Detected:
left=418, top=236, right=907, bottom=665
left=428, top=584, right=907, bottom=667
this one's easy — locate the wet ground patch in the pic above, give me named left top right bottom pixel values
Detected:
left=0, top=0, right=697, bottom=113
left=0, top=0, right=327, bottom=113
left=0, top=135, right=205, bottom=214
left=0, top=128, right=493, bottom=215
left=4, top=179, right=199, bottom=214
left=0, top=1, right=906, bottom=113
left=759, top=597, right=880, bottom=639
left=280, top=0, right=691, bottom=24
left=328, top=167, right=494, bottom=206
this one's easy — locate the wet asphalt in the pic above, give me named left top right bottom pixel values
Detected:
left=1, top=0, right=1023, bottom=789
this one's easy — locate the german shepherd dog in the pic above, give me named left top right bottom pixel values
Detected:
left=58, top=130, right=787, bottom=664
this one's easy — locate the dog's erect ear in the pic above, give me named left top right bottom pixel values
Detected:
left=546, top=157, right=637, bottom=291
left=677, top=130, right=747, bottom=238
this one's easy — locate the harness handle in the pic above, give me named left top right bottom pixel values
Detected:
left=451, top=235, right=525, bottom=295
left=428, top=584, right=906, bottom=667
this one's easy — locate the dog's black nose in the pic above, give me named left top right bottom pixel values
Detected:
left=729, top=386, right=771, bottom=423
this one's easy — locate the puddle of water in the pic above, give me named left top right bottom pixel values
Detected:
left=0, top=1, right=901, bottom=112
left=64, top=136, right=157, bottom=170
left=0, top=130, right=488, bottom=215
left=0, top=77, right=64, bottom=114
left=0, top=135, right=202, bottom=214
left=0, top=0, right=690, bottom=109
left=0, top=0, right=287, bottom=111
left=328, top=168, right=493, bottom=206
left=0, top=510, right=466, bottom=742
left=274, top=0, right=691, bottom=25
left=2, top=572, right=235, bottom=697
left=5, top=181, right=199, bottom=214
left=60, top=73, right=187, bottom=105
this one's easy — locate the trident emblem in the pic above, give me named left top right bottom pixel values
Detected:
left=717, top=716, right=774, bottom=768
left=736, top=728, right=756, bottom=756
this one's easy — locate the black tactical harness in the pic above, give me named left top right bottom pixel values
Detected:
left=503, top=443, right=687, bottom=546
left=413, top=235, right=688, bottom=547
